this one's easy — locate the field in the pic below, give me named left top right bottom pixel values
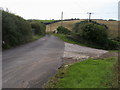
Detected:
left=95, top=20, right=118, bottom=38
left=46, top=20, right=82, bottom=32
left=46, top=20, right=118, bottom=38
left=29, top=19, right=56, bottom=23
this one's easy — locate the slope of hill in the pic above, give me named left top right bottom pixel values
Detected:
left=95, top=20, right=118, bottom=38
left=46, top=20, right=118, bottom=38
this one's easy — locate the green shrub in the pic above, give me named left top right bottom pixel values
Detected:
left=72, top=21, right=119, bottom=50
left=30, top=21, right=46, bottom=35
left=2, top=10, right=32, bottom=49
left=57, top=26, right=71, bottom=35
left=73, top=21, right=108, bottom=44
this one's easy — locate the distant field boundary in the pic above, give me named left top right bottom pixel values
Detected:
left=44, top=19, right=116, bottom=25
left=43, top=19, right=80, bottom=25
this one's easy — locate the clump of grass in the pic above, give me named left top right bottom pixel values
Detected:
left=45, top=57, right=117, bottom=88
left=32, top=35, right=43, bottom=40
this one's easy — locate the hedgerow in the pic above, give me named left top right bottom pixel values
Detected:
left=30, top=21, right=46, bottom=35
left=2, top=10, right=32, bottom=49
left=72, top=21, right=119, bottom=50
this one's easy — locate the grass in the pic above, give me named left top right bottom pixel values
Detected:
left=53, top=34, right=120, bottom=50
left=53, top=34, right=104, bottom=49
left=108, top=50, right=120, bottom=52
left=45, top=57, right=118, bottom=88
left=32, top=35, right=43, bottom=40
left=32, top=20, right=56, bottom=23
left=53, top=34, right=80, bottom=45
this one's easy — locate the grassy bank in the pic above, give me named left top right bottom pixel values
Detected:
left=53, top=34, right=120, bottom=50
left=53, top=34, right=104, bottom=49
left=53, top=34, right=81, bottom=45
left=45, top=57, right=118, bottom=88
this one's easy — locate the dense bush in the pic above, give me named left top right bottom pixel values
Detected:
left=57, top=26, right=71, bottom=35
left=2, top=10, right=32, bottom=49
left=72, top=21, right=119, bottom=50
left=30, top=21, right=46, bottom=35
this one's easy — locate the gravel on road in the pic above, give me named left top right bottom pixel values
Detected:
left=62, top=42, right=108, bottom=64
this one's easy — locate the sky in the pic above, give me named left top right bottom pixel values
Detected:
left=1, top=0, right=119, bottom=20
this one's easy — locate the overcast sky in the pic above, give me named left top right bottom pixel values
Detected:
left=1, top=0, right=119, bottom=20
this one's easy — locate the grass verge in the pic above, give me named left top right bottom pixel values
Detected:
left=53, top=34, right=103, bottom=49
left=44, top=57, right=118, bottom=88
left=32, top=35, right=43, bottom=40
left=53, top=34, right=120, bottom=50
left=53, top=34, right=84, bottom=45
left=3, top=35, right=44, bottom=50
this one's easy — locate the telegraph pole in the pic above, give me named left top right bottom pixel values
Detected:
left=61, top=11, right=63, bottom=26
left=87, top=12, right=94, bottom=22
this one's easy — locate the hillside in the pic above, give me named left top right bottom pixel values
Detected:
left=46, top=20, right=118, bottom=38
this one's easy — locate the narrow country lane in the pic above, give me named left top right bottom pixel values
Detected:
left=3, top=35, right=65, bottom=88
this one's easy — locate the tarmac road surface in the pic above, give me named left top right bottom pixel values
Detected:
left=2, top=35, right=64, bottom=88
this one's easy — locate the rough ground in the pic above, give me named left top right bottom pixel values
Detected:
left=62, top=42, right=108, bottom=64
